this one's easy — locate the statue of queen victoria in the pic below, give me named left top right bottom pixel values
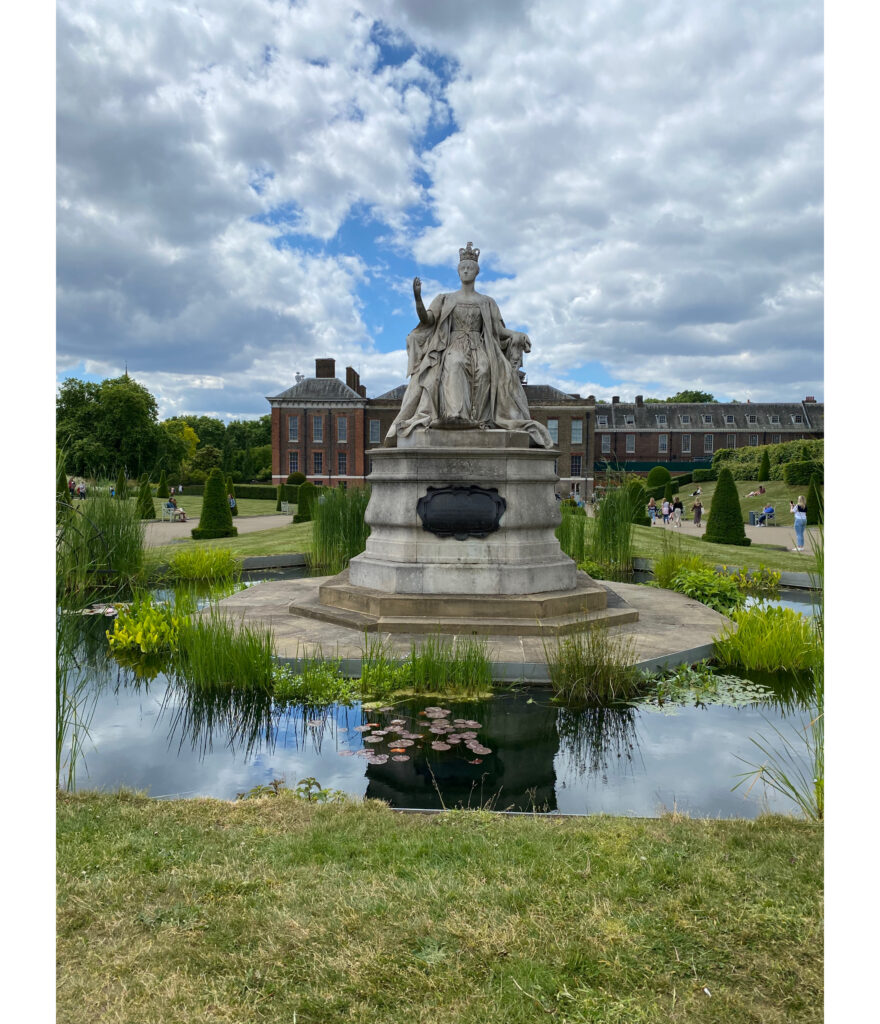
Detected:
left=385, top=242, right=554, bottom=449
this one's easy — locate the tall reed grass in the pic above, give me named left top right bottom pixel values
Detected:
left=650, top=531, right=707, bottom=589
left=544, top=621, right=643, bottom=706
left=589, top=475, right=636, bottom=578
left=175, top=608, right=276, bottom=691
left=56, top=612, right=98, bottom=790
left=310, top=485, right=371, bottom=575
left=713, top=605, right=818, bottom=672
left=555, top=506, right=586, bottom=564
left=409, top=635, right=493, bottom=695
left=163, top=547, right=242, bottom=583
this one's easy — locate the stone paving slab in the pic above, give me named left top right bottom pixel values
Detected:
left=214, top=575, right=730, bottom=682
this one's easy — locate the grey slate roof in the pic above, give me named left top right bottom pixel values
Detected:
left=267, top=377, right=362, bottom=402
left=372, top=384, right=408, bottom=401
left=592, top=402, right=824, bottom=431
left=522, top=385, right=584, bottom=403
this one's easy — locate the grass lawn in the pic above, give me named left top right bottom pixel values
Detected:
left=671, top=479, right=814, bottom=529
left=57, top=791, right=823, bottom=1024
left=625, top=524, right=814, bottom=573
left=150, top=519, right=314, bottom=560
left=147, top=496, right=281, bottom=519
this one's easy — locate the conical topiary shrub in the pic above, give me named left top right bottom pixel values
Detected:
left=626, top=479, right=650, bottom=526
left=192, top=467, right=237, bottom=539
left=275, top=484, right=285, bottom=511
left=57, top=465, right=72, bottom=513
left=806, top=474, right=823, bottom=525
left=702, top=466, right=751, bottom=546
left=115, top=467, right=128, bottom=499
left=293, top=480, right=317, bottom=522
left=156, top=469, right=170, bottom=499
left=663, top=480, right=674, bottom=503
left=226, top=474, right=238, bottom=516
left=757, top=449, right=770, bottom=482
left=136, top=477, right=156, bottom=520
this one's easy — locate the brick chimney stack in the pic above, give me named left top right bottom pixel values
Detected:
left=345, top=366, right=360, bottom=391
left=611, top=396, right=620, bottom=404
left=635, top=395, right=643, bottom=406
left=315, top=358, right=336, bottom=379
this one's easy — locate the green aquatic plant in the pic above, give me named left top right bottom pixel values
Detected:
left=162, top=547, right=242, bottom=583
left=667, top=566, right=745, bottom=615
left=556, top=505, right=586, bottom=564
left=714, top=605, right=818, bottom=672
left=175, top=608, right=275, bottom=691
left=310, top=484, right=371, bottom=574
left=106, top=597, right=181, bottom=655
left=273, top=656, right=356, bottom=705
left=236, top=777, right=347, bottom=803
left=724, top=564, right=781, bottom=595
left=637, top=661, right=773, bottom=712
left=408, top=635, right=493, bottom=696
left=544, top=621, right=643, bottom=707
left=589, top=478, right=637, bottom=578
left=650, top=532, right=706, bottom=590
left=358, top=635, right=411, bottom=696
left=56, top=612, right=100, bottom=790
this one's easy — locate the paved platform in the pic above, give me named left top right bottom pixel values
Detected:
left=214, top=575, right=730, bottom=682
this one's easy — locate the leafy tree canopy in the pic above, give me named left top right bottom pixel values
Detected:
left=666, top=389, right=716, bottom=403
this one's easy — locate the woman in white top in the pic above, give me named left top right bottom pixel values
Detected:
left=790, top=495, right=807, bottom=552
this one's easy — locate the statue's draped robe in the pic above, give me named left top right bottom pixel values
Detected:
left=385, top=291, right=554, bottom=449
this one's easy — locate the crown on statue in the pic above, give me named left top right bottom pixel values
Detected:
left=458, top=241, right=480, bottom=264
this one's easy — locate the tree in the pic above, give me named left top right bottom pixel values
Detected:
left=164, top=415, right=226, bottom=450
left=757, top=450, right=770, bottom=482
left=115, top=467, right=129, bottom=500
left=287, top=472, right=306, bottom=486
left=241, top=441, right=255, bottom=481
left=156, top=469, right=170, bottom=499
left=806, top=474, right=823, bottom=526
left=158, top=420, right=198, bottom=474
left=192, top=468, right=237, bottom=539
left=626, top=480, right=650, bottom=526
left=703, top=467, right=751, bottom=546
left=136, top=477, right=155, bottom=520
left=666, top=390, right=715, bottom=403
left=188, top=445, right=223, bottom=475
left=226, top=474, right=238, bottom=517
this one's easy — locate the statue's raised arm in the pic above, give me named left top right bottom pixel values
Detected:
left=384, top=242, right=553, bottom=450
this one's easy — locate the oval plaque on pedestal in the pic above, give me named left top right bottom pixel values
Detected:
left=416, top=485, right=506, bottom=540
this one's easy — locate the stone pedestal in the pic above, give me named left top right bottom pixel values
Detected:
left=348, top=429, right=577, bottom=596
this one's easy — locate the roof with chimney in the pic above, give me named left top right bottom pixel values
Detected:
left=267, top=377, right=363, bottom=402
left=593, top=400, right=824, bottom=431
left=522, top=385, right=584, bottom=404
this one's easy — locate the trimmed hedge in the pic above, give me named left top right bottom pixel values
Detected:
left=156, top=470, right=170, bottom=499
left=645, top=466, right=672, bottom=489
left=806, top=474, right=823, bottom=525
left=702, top=467, right=751, bottom=547
left=191, top=467, right=237, bottom=540
left=293, top=480, right=317, bottom=522
left=231, top=484, right=279, bottom=501
left=692, top=468, right=717, bottom=482
left=784, top=460, right=823, bottom=486
left=136, top=478, right=156, bottom=520
left=287, top=472, right=306, bottom=486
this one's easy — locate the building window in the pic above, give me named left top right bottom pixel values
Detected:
left=702, top=415, right=713, bottom=425
left=548, top=418, right=559, bottom=443
left=658, top=434, right=668, bottom=453
left=288, top=415, right=298, bottom=442
left=597, top=415, right=608, bottom=427
left=337, top=452, right=347, bottom=476
left=601, top=435, right=611, bottom=454
left=657, top=414, right=667, bottom=425
left=770, top=415, right=780, bottom=424
left=313, top=452, right=323, bottom=475
left=725, top=415, right=735, bottom=424
left=703, top=434, right=714, bottom=453
left=288, top=451, right=298, bottom=474
left=571, top=419, right=583, bottom=444
left=624, top=414, right=635, bottom=425
left=772, top=433, right=781, bottom=444
left=570, top=455, right=582, bottom=476
left=681, top=434, right=691, bottom=453
left=747, top=415, right=757, bottom=425
left=369, top=419, right=381, bottom=444
left=337, top=417, right=347, bottom=442
left=626, top=435, right=635, bottom=454
left=313, top=415, right=323, bottom=442
left=750, top=434, right=759, bottom=446
left=727, top=433, right=736, bottom=448
left=793, top=414, right=803, bottom=424
left=681, top=414, right=690, bottom=424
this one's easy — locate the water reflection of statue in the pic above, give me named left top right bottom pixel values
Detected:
left=385, top=242, right=554, bottom=449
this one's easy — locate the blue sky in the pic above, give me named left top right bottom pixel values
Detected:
left=56, top=0, right=824, bottom=420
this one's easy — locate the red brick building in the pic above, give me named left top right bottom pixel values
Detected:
left=268, top=358, right=822, bottom=487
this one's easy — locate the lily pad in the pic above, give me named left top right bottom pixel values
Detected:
left=391, top=755, right=410, bottom=762
left=431, top=741, right=451, bottom=751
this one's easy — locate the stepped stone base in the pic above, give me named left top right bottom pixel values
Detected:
left=289, top=569, right=639, bottom=636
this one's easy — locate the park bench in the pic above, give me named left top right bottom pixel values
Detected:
left=280, top=501, right=290, bottom=514
left=161, top=504, right=186, bottom=522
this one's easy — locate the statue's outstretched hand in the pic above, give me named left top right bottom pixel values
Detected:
left=413, top=277, right=422, bottom=300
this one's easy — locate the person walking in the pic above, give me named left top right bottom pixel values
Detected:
left=647, top=496, right=657, bottom=523
left=692, top=496, right=703, bottom=527
left=790, top=495, right=807, bottom=552
left=661, top=498, right=670, bottom=525
left=671, top=496, right=683, bottom=527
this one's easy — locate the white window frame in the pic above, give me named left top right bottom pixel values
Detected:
left=288, top=451, right=298, bottom=474
left=772, top=433, right=781, bottom=444
left=313, top=452, right=323, bottom=474
left=681, top=434, right=691, bottom=453
left=727, top=433, right=736, bottom=449
left=725, top=415, right=735, bottom=424
left=792, top=414, right=803, bottom=424
left=597, top=415, right=608, bottom=427
left=548, top=418, right=559, bottom=443
left=624, top=414, right=635, bottom=426
left=703, top=434, right=714, bottom=454
left=625, top=434, right=635, bottom=454
left=750, top=434, right=759, bottom=446
left=570, top=454, right=582, bottom=476
left=747, top=415, right=757, bottom=425
left=369, top=419, right=381, bottom=444
left=702, top=415, right=713, bottom=425
left=571, top=419, right=583, bottom=444
left=337, top=416, right=347, bottom=442
left=288, top=415, right=298, bottom=442
left=601, top=435, right=611, bottom=454
left=658, top=434, right=668, bottom=453
left=681, top=414, right=690, bottom=424
left=657, top=414, right=667, bottom=425
left=337, top=451, right=347, bottom=476
left=770, top=415, right=780, bottom=424
left=313, top=415, right=323, bottom=442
